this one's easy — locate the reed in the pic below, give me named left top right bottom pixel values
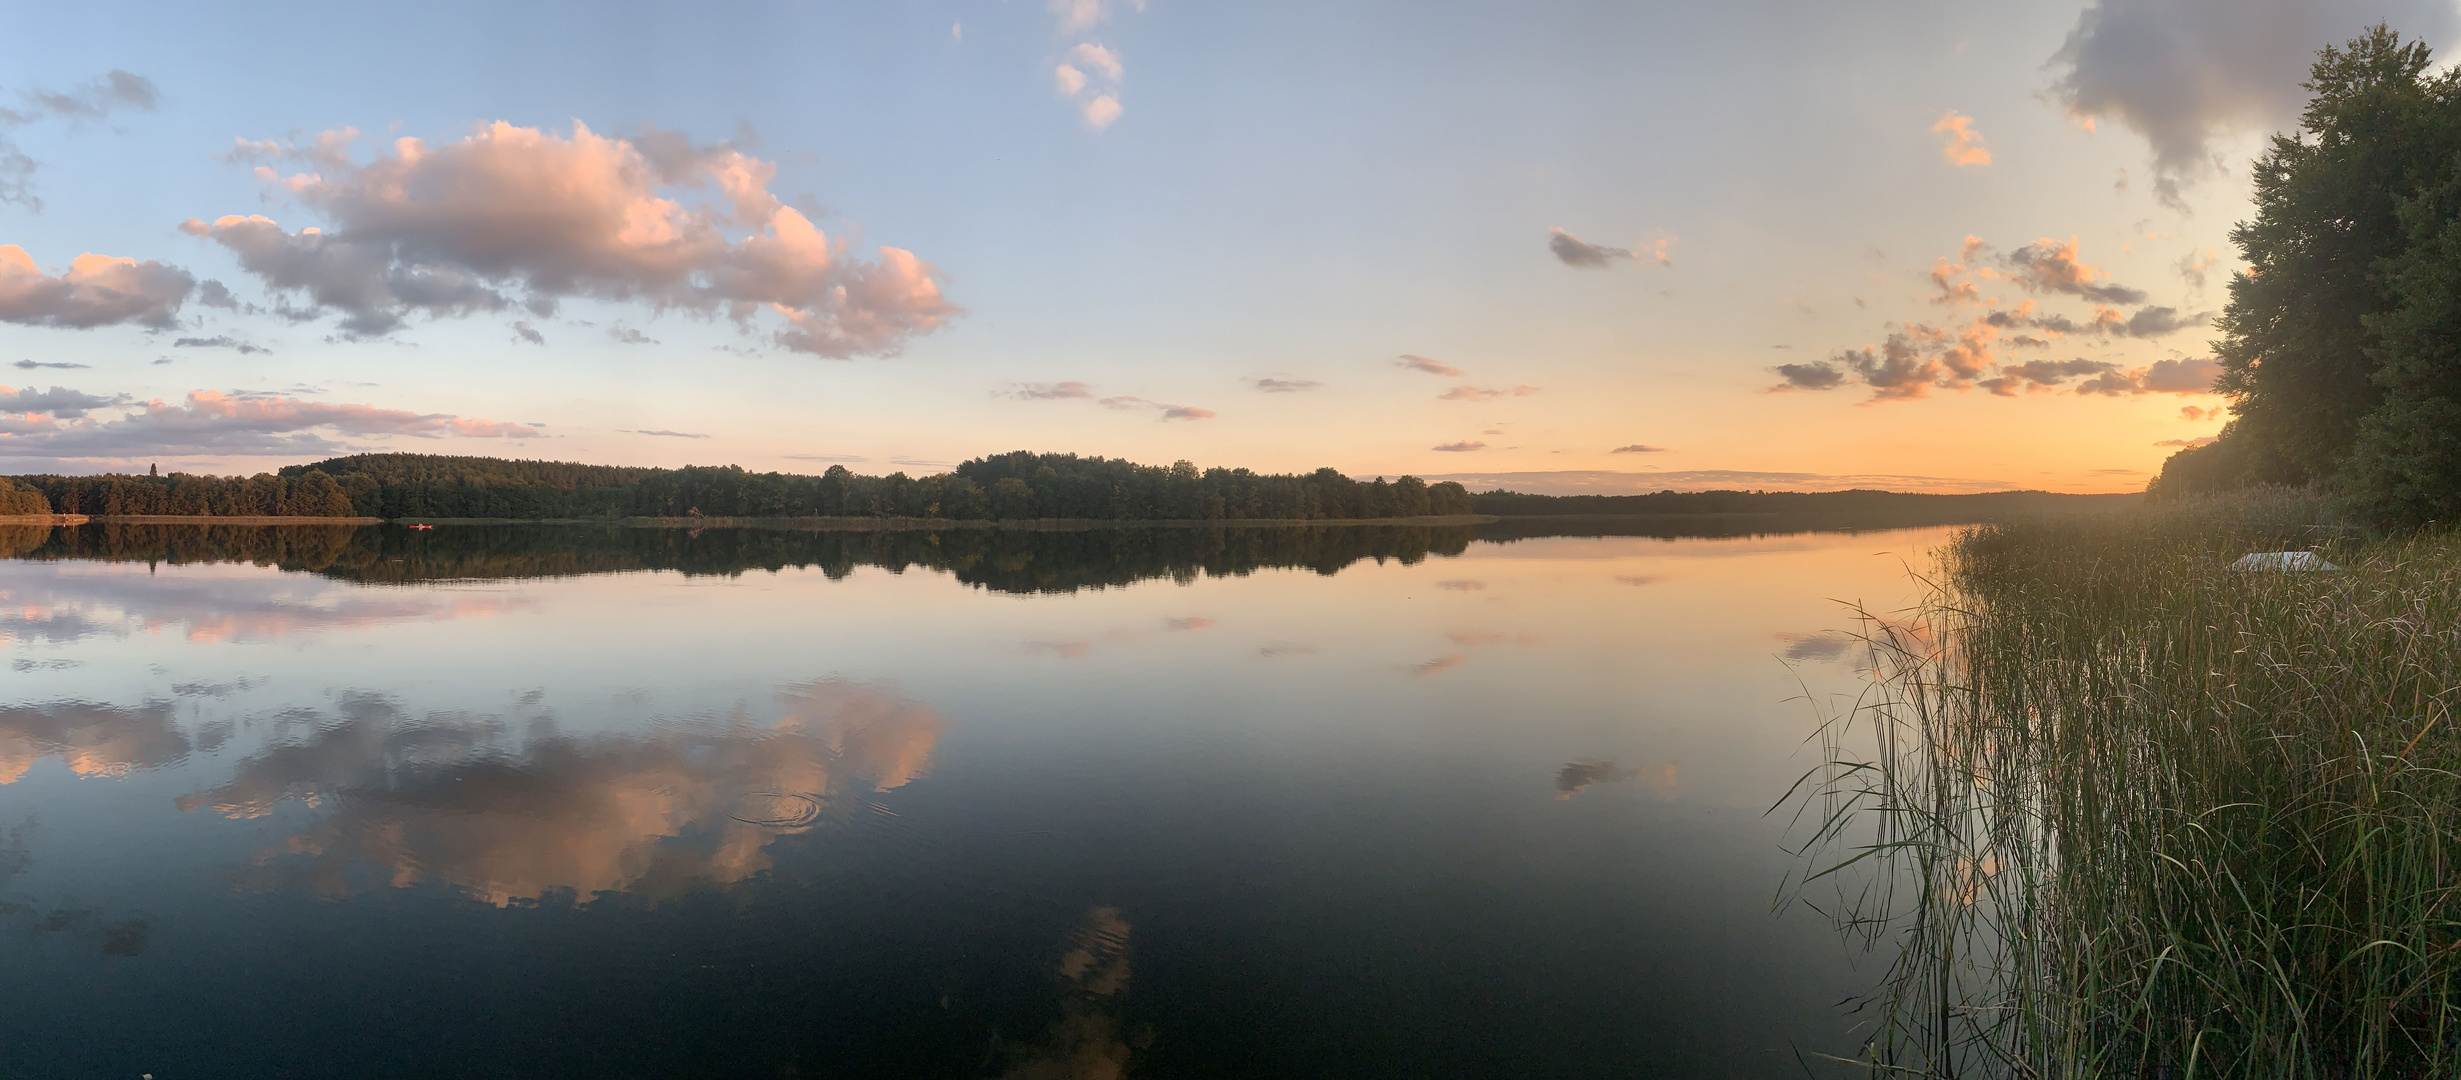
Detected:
left=1788, top=490, right=2461, bottom=1077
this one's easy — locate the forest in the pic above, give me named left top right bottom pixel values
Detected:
left=2152, top=27, right=2461, bottom=528
left=6, top=452, right=1476, bottom=522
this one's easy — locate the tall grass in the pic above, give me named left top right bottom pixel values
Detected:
left=1789, top=490, right=2461, bottom=1077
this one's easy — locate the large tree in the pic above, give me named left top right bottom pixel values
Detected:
left=2176, top=27, right=2461, bottom=492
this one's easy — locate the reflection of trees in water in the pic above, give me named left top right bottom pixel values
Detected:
left=0, top=702, right=189, bottom=785
left=174, top=680, right=942, bottom=905
left=16, top=522, right=1478, bottom=595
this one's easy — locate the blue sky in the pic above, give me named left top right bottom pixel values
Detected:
left=2, top=0, right=2452, bottom=491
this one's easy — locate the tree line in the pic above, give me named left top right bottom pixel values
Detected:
left=2154, top=26, right=2461, bottom=528
left=6, top=451, right=1475, bottom=522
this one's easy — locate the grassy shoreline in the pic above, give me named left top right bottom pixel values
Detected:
left=1791, top=490, right=2461, bottom=1077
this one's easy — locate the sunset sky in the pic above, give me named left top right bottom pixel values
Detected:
left=3, top=0, right=2454, bottom=493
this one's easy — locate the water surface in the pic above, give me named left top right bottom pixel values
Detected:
left=0, top=521, right=1940, bottom=1078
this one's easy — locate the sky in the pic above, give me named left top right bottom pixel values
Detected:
left=1, top=0, right=2455, bottom=493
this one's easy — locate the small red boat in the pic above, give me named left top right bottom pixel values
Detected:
left=408, top=523, right=434, bottom=531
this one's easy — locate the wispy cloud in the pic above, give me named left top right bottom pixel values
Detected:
left=1610, top=443, right=1666, bottom=454
left=173, top=335, right=269, bottom=355
left=1098, top=395, right=1214, bottom=421
left=1050, top=2, right=1140, bottom=128
left=1548, top=228, right=1631, bottom=268
left=1004, top=380, right=1095, bottom=400
left=1432, top=440, right=1486, bottom=452
left=1396, top=354, right=1463, bottom=377
left=1254, top=377, right=1320, bottom=393
left=626, top=429, right=708, bottom=439
left=1438, top=384, right=1539, bottom=401
left=0, top=69, right=159, bottom=209
left=13, top=359, right=88, bottom=370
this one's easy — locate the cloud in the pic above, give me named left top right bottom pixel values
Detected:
left=1079, top=95, right=1124, bottom=129
left=784, top=453, right=867, bottom=462
left=1432, top=440, right=1486, bottom=452
left=1437, top=384, right=1539, bottom=400
left=2048, top=0, right=2458, bottom=206
left=1411, top=654, right=1468, bottom=676
left=1092, top=394, right=1211, bottom=420
left=607, top=324, right=656, bottom=344
left=1163, top=616, right=1214, bottom=631
left=1050, top=0, right=1141, bottom=33
left=1005, top=380, right=1095, bottom=400
left=1396, top=354, right=1462, bottom=376
left=2114, top=305, right=2209, bottom=337
left=0, top=386, right=125, bottom=418
left=2001, top=237, right=2147, bottom=304
left=0, top=69, right=160, bottom=210
left=1771, top=361, right=1848, bottom=391
left=2084, top=355, right=2225, bottom=395
left=2181, top=404, right=2215, bottom=421
left=1977, top=357, right=2120, bottom=395
left=1548, top=228, right=1633, bottom=268
left=1610, top=444, right=1667, bottom=454
left=0, top=245, right=194, bottom=329
left=1932, top=111, right=1992, bottom=166
left=1069, top=42, right=1125, bottom=82
left=0, top=389, right=543, bottom=461
left=184, top=122, right=955, bottom=356
left=13, top=359, right=88, bottom=370
left=627, top=429, right=709, bottom=439
left=173, top=335, right=269, bottom=355
left=1254, top=378, right=1320, bottom=393
left=2178, top=246, right=2220, bottom=289
left=2156, top=435, right=2220, bottom=447
left=20, top=69, right=160, bottom=121
left=511, top=320, right=546, bottom=345
left=1050, top=2, right=1135, bottom=129
left=194, top=280, right=243, bottom=310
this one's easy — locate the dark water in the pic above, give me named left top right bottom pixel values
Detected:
left=0, top=520, right=1935, bottom=1079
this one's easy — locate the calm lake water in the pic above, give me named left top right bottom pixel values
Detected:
left=0, top=520, right=1946, bottom=1079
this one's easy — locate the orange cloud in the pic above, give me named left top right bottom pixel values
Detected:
left=1932, top=111, right=1991, bottom=166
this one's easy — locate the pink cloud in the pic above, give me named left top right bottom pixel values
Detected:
left=184, top=122, right=955, bottom=356
left=0, top=245, right=193, bottom=329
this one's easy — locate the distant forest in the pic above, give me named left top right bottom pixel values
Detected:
left=1, top=452, right=2132, bottom=523
left=9, top=452, right=1475, bottom=522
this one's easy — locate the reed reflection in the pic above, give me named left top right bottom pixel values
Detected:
left=176, top=679, right=942, bottom=904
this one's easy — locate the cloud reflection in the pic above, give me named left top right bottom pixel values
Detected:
left=0, top=701, right=189, bottom=784
left=0, top=563, right=533, bottom=644
left=176, top=680, right=943, bottom=905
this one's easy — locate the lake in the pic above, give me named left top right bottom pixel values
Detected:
left=0, top=520, right=1942, bottom=1078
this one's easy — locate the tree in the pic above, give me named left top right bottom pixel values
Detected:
left=2344, top=153, right=2461, bottom=526
left=2186, top=27, right=2461, bottom=489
